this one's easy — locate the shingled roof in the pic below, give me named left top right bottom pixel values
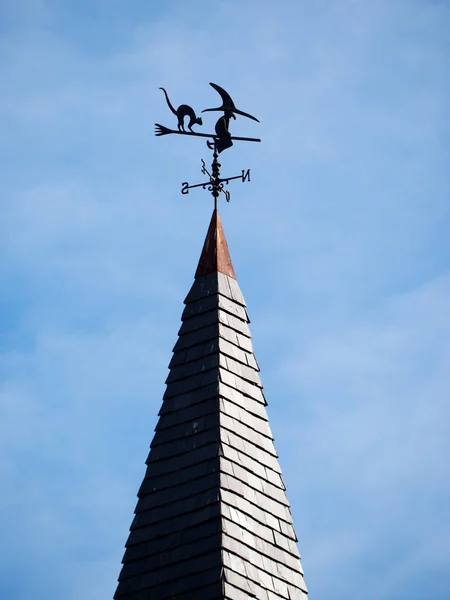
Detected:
left=114, top=209, right=308, bottom=600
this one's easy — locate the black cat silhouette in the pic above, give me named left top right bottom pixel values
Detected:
left=159, top=87, right=203, bottom=133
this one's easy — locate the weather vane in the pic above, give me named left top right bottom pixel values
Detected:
left=155, top=82, right=260, bottom=208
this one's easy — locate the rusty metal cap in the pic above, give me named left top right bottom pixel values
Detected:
left=195, top=209, right=236, bottom=280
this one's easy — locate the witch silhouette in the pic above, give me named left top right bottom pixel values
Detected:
left=203, top=83, right=260, bottom=153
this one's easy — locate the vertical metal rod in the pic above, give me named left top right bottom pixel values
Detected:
left=211, top=143, right=220, bottom=211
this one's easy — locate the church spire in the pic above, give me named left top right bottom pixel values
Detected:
left=114, top=210, right=308, bottom=600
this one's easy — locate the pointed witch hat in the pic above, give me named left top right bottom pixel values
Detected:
left=202, top=82, right=260, bottom=122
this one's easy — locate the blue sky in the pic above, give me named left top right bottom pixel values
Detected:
left=1, top=0, right=449, bottom=598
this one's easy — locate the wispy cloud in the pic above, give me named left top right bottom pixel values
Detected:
left=0, top=0, right=449, bottom=598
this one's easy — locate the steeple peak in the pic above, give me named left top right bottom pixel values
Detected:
left=195, top=209, right=236, bottom=280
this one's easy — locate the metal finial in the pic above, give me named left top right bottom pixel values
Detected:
left=182, top=143, right=251, bottom=206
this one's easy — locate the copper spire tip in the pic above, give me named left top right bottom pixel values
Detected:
left=195, top=209, right=236, bottom=280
